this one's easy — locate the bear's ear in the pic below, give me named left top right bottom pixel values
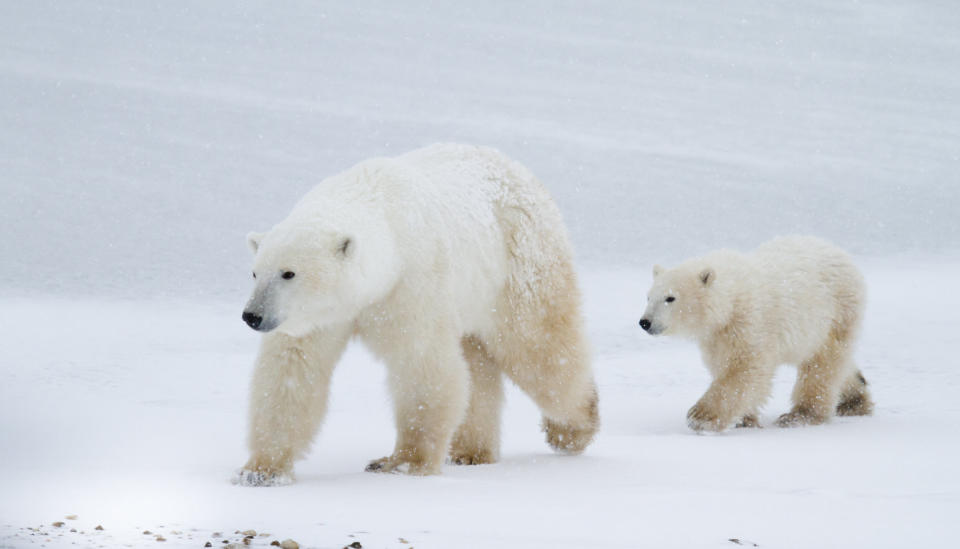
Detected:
left=699, top=267, right=715, bottom=286
left=246, top=231, right=265, bottom=254
left=337, top=237, right=352, bottom=258
left=652, top=264, right=664, bottom=278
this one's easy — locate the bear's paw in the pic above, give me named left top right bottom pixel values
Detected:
left=232, top=468, right=294, bottom=487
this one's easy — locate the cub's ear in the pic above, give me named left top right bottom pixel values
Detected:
left=652, top=264, right=664, bottom=278
left=699, top=267, right=715, bottom=286
left=337, top=236, right=352, bottom=257
left=246, top=231, right=265, bottom=254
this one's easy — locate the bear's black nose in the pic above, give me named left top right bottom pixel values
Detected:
left=242, top=311, right=262, bottom=329
left=639, top=318, right=651, bottom=331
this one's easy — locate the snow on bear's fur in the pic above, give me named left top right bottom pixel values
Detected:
left=235, top=144, right=599, bottom=485
left=639, top=236, right=873, bottom=432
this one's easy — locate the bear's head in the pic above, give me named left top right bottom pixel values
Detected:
left=639, top=259, right=731, bottom=338
left=242, top=202, right=399, bottom=337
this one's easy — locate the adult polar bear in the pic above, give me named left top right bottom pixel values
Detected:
left=236, top=144, right=599, bottom=485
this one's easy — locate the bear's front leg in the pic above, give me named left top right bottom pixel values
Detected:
left=687, top=365, right=773, bottom=433
left=364, top=329, right=469, bottom=475
left=234, top=326, right=351, bottom=486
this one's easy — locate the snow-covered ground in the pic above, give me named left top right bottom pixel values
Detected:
left=2, top=1, right=959, bottom=548
left=1, top=264, right=959, bottom=548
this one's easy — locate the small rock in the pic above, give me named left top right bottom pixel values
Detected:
left=156, top=536, right=167, bottom=542
left=270, top=542, right=280, bottom=547
left=398, top=538, right=409, bottom=544
left=205, top=544, right=213, bottom=548
left=241, top=530, right=257, bottom=537
left=144, top=531, right=153, bottom=535
left=95, top=525, right=104, bottom=531
left=65, top=515, right=78, bottom=521
left=52, top=522, right=65, bottom=528
left=259, top=533, right=271, bottom=537
left=70, top=529, right=77, bottom=533
left=280, top=539, right=300, bottom=549
left=345, top=543, right=362, bottom=549
left=212, top=532, right=222, bottom=538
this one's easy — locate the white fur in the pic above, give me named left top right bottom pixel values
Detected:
left=640, top=236, right=872, bottom=431
left=236, top=144, right=599, bottom=483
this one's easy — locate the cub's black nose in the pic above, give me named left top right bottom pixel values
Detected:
left=639, top=318, right=651, bottom=331
left=242, top=311, right=262, bottom=329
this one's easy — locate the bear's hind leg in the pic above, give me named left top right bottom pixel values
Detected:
left=777, top=331, right=853, bottom=427
left=836, top=370, right=874, bottom=417
left=491, top=282, right=599, bottom=455
left=235, top=326, right=351, bottom=486
left=449, top=336, right=504, bottom=465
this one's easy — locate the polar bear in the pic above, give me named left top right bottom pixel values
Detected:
left=638, top=236, right=873, bottom=432
left=234, top=144, right=599, bottom=485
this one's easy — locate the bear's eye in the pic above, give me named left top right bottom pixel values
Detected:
left=665, top=296, right=675, bottom=303
left=252, top=272, right=256, bottom=279
left=281, top=271, right=295, bottom=280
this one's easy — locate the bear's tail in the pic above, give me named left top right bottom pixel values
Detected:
left=836, top=370, right=874, bottom=417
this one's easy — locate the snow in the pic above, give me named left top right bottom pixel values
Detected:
left=1, top=1, right=959, bottom=548
left=2, top=264, right=958, bottom=548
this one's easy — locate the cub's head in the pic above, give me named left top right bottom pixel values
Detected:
left=638, top=261, right=724, bottom=338
left=242, top=208, right=398, bottom=337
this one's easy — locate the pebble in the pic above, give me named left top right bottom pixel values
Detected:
left=156, top=535, right=167, bottom=542
left=52, top=522, right=65, bottom=528
left=65, top=515, right=78, bottom=521
left=95, top=525, right=104, bottom=531
left=205, top=544, right=213, bottom=548
left=270, top=542, right=280, bottom=547
left=280, top=539, right=300, bottom=549
left=241, top=530, right=257, bottom=537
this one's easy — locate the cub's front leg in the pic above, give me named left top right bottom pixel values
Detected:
left=687, top=364, right=773, bottom=433
left=234, top=326, right=350, bottom=486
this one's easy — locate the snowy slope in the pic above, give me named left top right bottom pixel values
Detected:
left=2, top=1, right=959, bottom=548
left=1, top=1, right=958, bottom=298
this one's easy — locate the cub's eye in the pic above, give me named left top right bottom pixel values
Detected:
left=665, top=296, right=675, bottom=303
left=252, top=272, right=256, bottom=279
left=281, top=271, right=296, bottom=280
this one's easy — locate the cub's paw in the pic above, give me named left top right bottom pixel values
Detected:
left=775, top=408, right=827, bottom=428
left=364, top=456, right=396, bottom=473
left=735, top=414, right=761, bottom=429
left=365, top=454, right=438, bottom=476
left=232, top=468, right=293, bottom=487
left=686, top=402, right=727, bottom=433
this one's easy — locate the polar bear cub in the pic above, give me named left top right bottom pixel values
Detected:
left=235, top=144, right=599, bottom=485
left=639, top=236, right=873, bottom=432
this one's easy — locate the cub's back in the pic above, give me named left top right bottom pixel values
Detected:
left=749, top=236, right=865, bottom=362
